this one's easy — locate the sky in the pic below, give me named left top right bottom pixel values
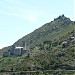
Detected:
left=0, top=0, right=74, bottom=49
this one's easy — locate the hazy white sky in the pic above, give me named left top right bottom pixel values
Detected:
left=0, top=0, right=74, bottom=49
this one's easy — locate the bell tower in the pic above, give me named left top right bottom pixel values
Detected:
left=23, top=41, right=27, bottom=50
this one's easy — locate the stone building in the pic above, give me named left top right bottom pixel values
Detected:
left=14, top=47, right=23, bottom=56
left=3, top=41, right=29, bottom=57
left=3, top=51, right=10, bottom=57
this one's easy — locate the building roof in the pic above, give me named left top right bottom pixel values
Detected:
left=15, top=47, right=23, bottom=49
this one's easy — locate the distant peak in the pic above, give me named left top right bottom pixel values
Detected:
left=61, top=14, right=65, bottom=17
left=54, top=14, right=70, bottom=21
left=58, top=14, right=65, bottom=19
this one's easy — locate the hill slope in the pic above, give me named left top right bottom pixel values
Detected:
left=0, top=14, right=75, bottom=71
left=0, top=14, right=75, bottom=55
left=12, top=15, right=75, bottom=48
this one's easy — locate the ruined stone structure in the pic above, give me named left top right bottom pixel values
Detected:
left=3, top=41, right=29, bottom=57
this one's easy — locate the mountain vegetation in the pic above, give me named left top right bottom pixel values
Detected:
left=0, top=14, right=75, bottom=74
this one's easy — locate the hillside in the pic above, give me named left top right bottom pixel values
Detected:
left=1, top=14, right=74, bottom=50
left=13, top=14, right=74, bottom=48
left=0, top=14, right=75, bottom=72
